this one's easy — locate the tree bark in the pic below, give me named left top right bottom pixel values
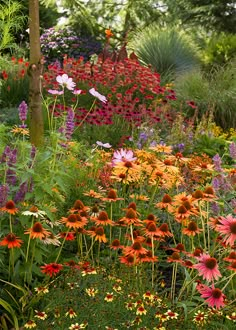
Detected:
left=28, top=0, right=44, bottom=146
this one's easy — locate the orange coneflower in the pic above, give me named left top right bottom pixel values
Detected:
left=118, top=208, right=142, bottom=226
left=227, top=261, right=236, bottom=272
left=223, top=251, right=236, bottom=262
left=25, top=222, right=50, bottom=240
left=91, top=211, right=114, bottom=226
left=88, top=226, right=107, bottom=243
left=167, top=252, right=183, bottom=264
left=173, top=205, right=191, bottom=224
left=150, top=143, right=172, bottom=154
left=119, top=254, right=137, bottom=266
left=101, top=189, right=124, bottom=202
left=142, top=213, right=158, bottom=226
left=130, top=194, right=150, bottom=201
left=172, top=192, right=193, bottom=207
left=166, top=243, right=188, bottom=255
left=69, top=200, right=90, bottom=214
left=0, top=200, right=18, bottom=215
left=182, top=221, right=203, bottom=236
left=155, top=223, right=173, bottom=238
left=203, top=186, right=217, bottom=201
left=0, top=233, right=23, bottom=248
left=123, top=241, right=148, bottom=257
left=138, top=250, right=158, bottom=263
left=155, top=194, right=174, bottom=213
left=143, top=222, right=160, bottom=237
left=105, top=29, right=114, bottom=38
left=83, top=189, right=104, bottom=199
left=60, top=214, right=88, bottom=229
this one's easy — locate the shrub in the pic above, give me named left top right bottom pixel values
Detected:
left=40, top=27, right=102, bottom=64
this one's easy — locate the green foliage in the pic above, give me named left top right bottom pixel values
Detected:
left=129, top=25, right=202, bottom=83
left=174, top=60, right=236, bottom=129
left=203, top=32, right=236, bottom=67
left=0, top=0, right=26, bottom=54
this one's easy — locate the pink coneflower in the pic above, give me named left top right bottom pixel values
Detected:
left=193, top=253, right=221, bottom=282
left=196, top=283, right=225, bottom=309
left=215, top=214, right=236, bottom=247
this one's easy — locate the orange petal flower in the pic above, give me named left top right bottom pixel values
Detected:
left=0, top=200, right=18, bottom=214
left=0, top=233, right=23, bottom=248
left=24, top=222, right=50, bottom=240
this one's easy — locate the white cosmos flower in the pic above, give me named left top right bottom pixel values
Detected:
left=56, top=74, right=76, bottom=90
left=96, top=141, right=112, bottom=148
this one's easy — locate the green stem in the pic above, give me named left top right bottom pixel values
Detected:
left=55, top=228, right=70, bottom=263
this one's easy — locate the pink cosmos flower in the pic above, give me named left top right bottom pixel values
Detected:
left=96, top=141, right=112, bottom=148
left=215, top=214, right=236, bottom=247
left=73, top=89, right=82, bottom=95
left=193, top=253, right=222, bottom=282
left=48, top=89, right=64, bottom=95
left=56, top=74, right=76, bottom=90
left=196, top=283, right=225, bottom=309
left=89, top=88, right=107, bottom=103
left=112, top=148, right=137, bottom=165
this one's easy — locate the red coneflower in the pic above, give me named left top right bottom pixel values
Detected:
left=193, top=253, right=222, bottom=282
left=0, top=233, right=23, bottom=248
left=215, top=215, right=236, bottom=247
left=0, top=200, right=18, bottom=214
left=196, top=283, right=225, bottom=309
left=110, top=239, right=124, bottom=250
left=182, top=221, right=203, bottom=236
left=119, top=254, right=136, bottom=266
left=91, top=211, right=114, bottom=226
left=41, top=262, right=63, bottom=277
left=60, top=232, right=75, bottom=241
left=227, top=261, right=236, bottom=272
left=223, top=251, right=236, bottom=262
left=24, top=222, right=50, bottom=240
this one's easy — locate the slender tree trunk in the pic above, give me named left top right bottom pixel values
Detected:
left=28, top=0, right=44, bottom=146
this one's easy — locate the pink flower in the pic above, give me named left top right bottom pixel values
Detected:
left=197, top=283, right=225, bottom=309
left=56, top=74, right=76, bottom=91
left=89, top=88, right=107, bottom=103
left=48, top=89, right=64, bottom=95
left=73, top=89, right=82, bottom=95
left=112, top=148, right=137, bottom=165
left=193, top=253, right=221, bottom=282
left=215, top=214, right=236, bottom=247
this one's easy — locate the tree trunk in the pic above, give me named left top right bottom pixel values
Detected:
left=28, top=0, right=44, bottom=146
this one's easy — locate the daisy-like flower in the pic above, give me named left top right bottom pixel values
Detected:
left=34, top=310, right=47, bottom=320
left=41, top=262, right=63, bottom=277
left=65, top=308, right=77, bottom=318
left=89, top=87, right=107, bottom=103
left=83, top=190, right=104, bottom=199
left=155, top=194, right=174, bottom=212
left=118, top=208, right=141, bottom=226
left=86, top=287, right=98, bottom=297
left=150, top=143, right=172, bottom=154
left=215, top=214, right=236, bottom=247
left=196, top=283, right=225, bottom=309
left=182, top=221, right=203, bottom=236
left=155, top=223, right=173, bottom=238
left=87, top=226, right=107, bottom=243
left=56, top=73, right=76, bottom=90
left=73, top=89, right=82, bottom=95
left=226, top=312, right=236, bottom=322
left=194, top=253, right=221, bottom=282
left=24, top=222, right=50, bottom=240
left=0, top=200, right=18, bottom=214
left=136, top=306, right=147, bottom=315
left=61, top=214, right=88, bottom=229
left=167, top=252, right=183, bottom=264
left=22, top=206, right=46, bottom=218
left=164, top=310, right=179, bottom=319
left=119, top=254, right=137, bottom=266
left=41, top=232, right=61, bottom=246
left=69, top=322, right=88, bottom=329
left=91, top=211, right=114, bottom=226
left=143, top=222, right=160, bottom=238
left=143, top=291, right=154, bottom=301
left=192, top=310, right=208, bottom=325
left=112, top=148, right=137, bottom=165
left=0, top=233, right=23, bottom=248
left=223, top=251, right=236, bottom=262
left=34, top=286, right=49, bottom=294
left=69, top=199, right=90, bottom=214
left=104, top=292, right=114, bottom=302
left=24, top=320, right=37, bottom=328
left=60, top=231, right=75, bottom=241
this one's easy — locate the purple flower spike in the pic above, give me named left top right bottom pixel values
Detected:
left=18, top=101, right=28, bottom=122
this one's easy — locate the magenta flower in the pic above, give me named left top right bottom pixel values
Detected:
left=193, top=253, right=222, bottom=282
left=89, top=88, right=107, bottom=103
left=197, top=283, right=225, bottom=309
left=216, top=215, right=236, bottom=247
left=48, top=89, right=64, bottom=95
left=56, top=74, right=76, bottom=91
left=112, top=148, right=137, bottom=165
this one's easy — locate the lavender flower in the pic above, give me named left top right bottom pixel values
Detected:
left=0, top=184, right=9, bottom=207
left=65, top=108, right=74, bottom=140
left=229, top=142, right=236, bottom=160
left=18, top=101, right=28, bottom=122
left=213, top=154, right=222, bottom=172
left=14, top=181, right=28, bottom=203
